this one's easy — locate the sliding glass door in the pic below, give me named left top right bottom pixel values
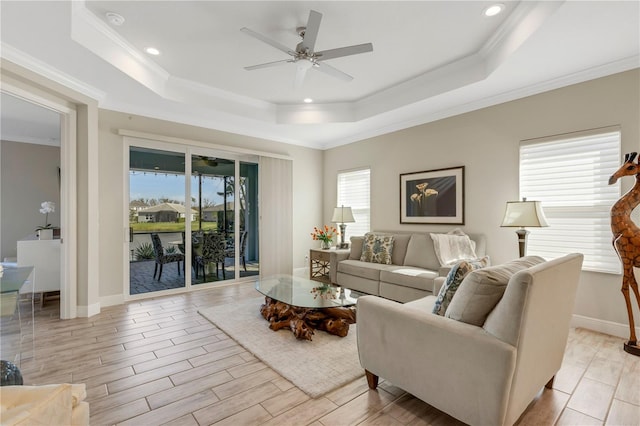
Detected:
left=127, top=142, right=259, bottom=297
left=129, top=147, right=186, bottom=295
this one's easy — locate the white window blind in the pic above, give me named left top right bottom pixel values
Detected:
left=337, top=168, right=370, bottom=240
left=519, top=130, right=621, bottom=273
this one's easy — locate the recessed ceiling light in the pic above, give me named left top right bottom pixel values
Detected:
left=483, top=4, right=505, bottom=17
left=105, top=12, right=125, bottom=26
left=303, top=98, right=313, bottom=103
left=145, top=47, right=160, bottom=56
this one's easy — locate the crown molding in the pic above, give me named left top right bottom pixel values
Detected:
left=0, top=134, right=60, bottom=147
left=480, top=1, right=565, bottom=73
left=70, top=1, right=169, bottom=96
left=0, top=43, right=106, bottom=102
left=320, top=56, right=640, bottom=149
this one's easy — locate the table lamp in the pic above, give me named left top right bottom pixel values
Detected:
left=500, top=198, right=549, bottom=258
left=331, top=205, right=355, bottom=249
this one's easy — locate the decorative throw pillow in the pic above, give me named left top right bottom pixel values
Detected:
left=430, top=232, right=477, bottom=266
left=360, top=233, right=394, bottom=264
left=432, top=256, right=489, bottom=315
left=445, top=256, right=546, bottom=326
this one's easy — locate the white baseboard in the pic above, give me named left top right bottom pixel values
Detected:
left=571, top=314, right=640, bottom=339
left=77, top=301, right=101, bottom=318
left=101, top=294, right=125, bottom=308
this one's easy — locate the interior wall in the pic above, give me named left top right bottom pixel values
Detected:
left=0, top=140, right=60, bottom=260
left=97, top=109, right=323, bottom=301
left=323, top=69, right=640, bottom=327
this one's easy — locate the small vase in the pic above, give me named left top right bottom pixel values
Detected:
left=37, top=229, right=53, bottom=240
left=320, top=240, right=332, bottom=250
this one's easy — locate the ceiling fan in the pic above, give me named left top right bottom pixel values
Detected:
left=241, top=10, right=373, bottom=88
left=189, top=156, right=218, bottom=168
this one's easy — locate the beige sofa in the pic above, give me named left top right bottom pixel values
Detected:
left=357, top=253, right=584, bottom=426
left=331, top=231, right=486, bottom=302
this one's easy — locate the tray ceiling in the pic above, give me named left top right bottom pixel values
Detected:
left=1, top=1, right=638, bottom=149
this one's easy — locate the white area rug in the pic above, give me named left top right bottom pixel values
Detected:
left=198, top=297, right=363, bottom=398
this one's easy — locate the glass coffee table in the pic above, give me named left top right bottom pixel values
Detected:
left=255, top=274, right=357, bottom=340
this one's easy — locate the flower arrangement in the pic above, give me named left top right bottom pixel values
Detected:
left=311, top=225, right=339, bottom=248
left=311, top=283, right=337, bottom=300
left=36, top=201, right=55, bottom=230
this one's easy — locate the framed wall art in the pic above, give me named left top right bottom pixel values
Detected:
left=400, top=166, right=464, bottom=224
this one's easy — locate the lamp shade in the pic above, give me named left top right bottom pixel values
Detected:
left=331, top=206, right=355, bottom=223
left=501, top=200, right=549, bottom=228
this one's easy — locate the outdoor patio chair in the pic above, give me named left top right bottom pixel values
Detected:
left=225, top=230, right=248, bottom=272
left=150, top=233, right=184, bottom=281
left=195, top=232, right=226, bottom=281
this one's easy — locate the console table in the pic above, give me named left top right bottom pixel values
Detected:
left=17, top=236, right=60, bottom=307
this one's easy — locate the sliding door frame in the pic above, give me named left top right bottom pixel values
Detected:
left=123, top=136, right=259, bottom=301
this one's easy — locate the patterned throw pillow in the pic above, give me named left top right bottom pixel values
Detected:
left=432, top=256, right=489, bottom=316
left=360, top=233, right=394, bottom=264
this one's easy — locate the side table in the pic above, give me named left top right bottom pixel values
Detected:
left=309, top=249, right=331, bottom=284
left=309, top=248, right=351, bottom=284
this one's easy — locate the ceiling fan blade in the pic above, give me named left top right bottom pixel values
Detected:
left=316, top=43, right=373, bottom=61
left=294, top=62, right=312, bottom=89
left=240, top=27, right=294, bottom=56
left=299, top=10, right=322, bottom=52
left=244, top=59, right=292, bottom=71
left=313, top=62, right=353, bottom=82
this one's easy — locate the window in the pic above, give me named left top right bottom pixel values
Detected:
left=519, top=129, right=621, bottom=273
left=337, top=168, right=370, bottom=239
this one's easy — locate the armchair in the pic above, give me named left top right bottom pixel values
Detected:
left=150, top=233, right=184, bottom=281
left=357, top=253, right=583, bottom=426
left=194, top=232, right=226, bottom=281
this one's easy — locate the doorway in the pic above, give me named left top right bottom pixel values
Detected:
left=127, top=141, right=259, bottom=297
left=0, top=87, right=77, bottom=319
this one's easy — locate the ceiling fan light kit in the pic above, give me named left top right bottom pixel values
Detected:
left=241, top=9, right=373, bottom=89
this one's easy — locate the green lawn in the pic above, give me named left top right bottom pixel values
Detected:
left=130, top=221, right=218, bottom=233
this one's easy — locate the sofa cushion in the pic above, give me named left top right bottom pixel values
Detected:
left=445, top=256, right=546, bottom=326
left=380, top=266, right=438, bottom=292
left=390, top=234, right=411, bottom=265
left=403, top=234, right=440, bottom=271
left=430, top=232, right=477, bottom=266
left=349, top=236, right=364, bottom=260
left=432, top=256, right=489, bottom=316
left=405, top=294, right=438, bottom=311
left=337, top=272, right=380, bottom=296
left=337, top=259, right=394, bottom=281
left=360, top=233, right=394, bottom=264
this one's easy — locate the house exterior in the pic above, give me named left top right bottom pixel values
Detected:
left=136, top=202, right=197, bottom=223
left=201, top=201, right=234, bottom=222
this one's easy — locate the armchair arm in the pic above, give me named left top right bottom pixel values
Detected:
left=330, top=249, right=350, bottom=284
left=357, top=295, right=516, bottom=426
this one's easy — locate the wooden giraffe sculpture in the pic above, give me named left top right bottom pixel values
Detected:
left=608, top=151, right=640, bottom=356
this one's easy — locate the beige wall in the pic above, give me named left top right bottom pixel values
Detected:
left=323, top=69, right=640, bottom=328
left=0, top=141, right=60, bottom=259
left=97, top=110, right=323, bottom=299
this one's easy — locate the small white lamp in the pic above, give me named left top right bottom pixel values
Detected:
left=331, top=205, right=356, bottom=249
left=500, top=198, right=549, bottom=258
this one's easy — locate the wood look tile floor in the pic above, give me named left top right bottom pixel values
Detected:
left=7, top=282, right=640, bottom=426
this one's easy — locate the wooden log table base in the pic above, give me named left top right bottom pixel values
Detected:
left=260, top=296, right=356, bottom=341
